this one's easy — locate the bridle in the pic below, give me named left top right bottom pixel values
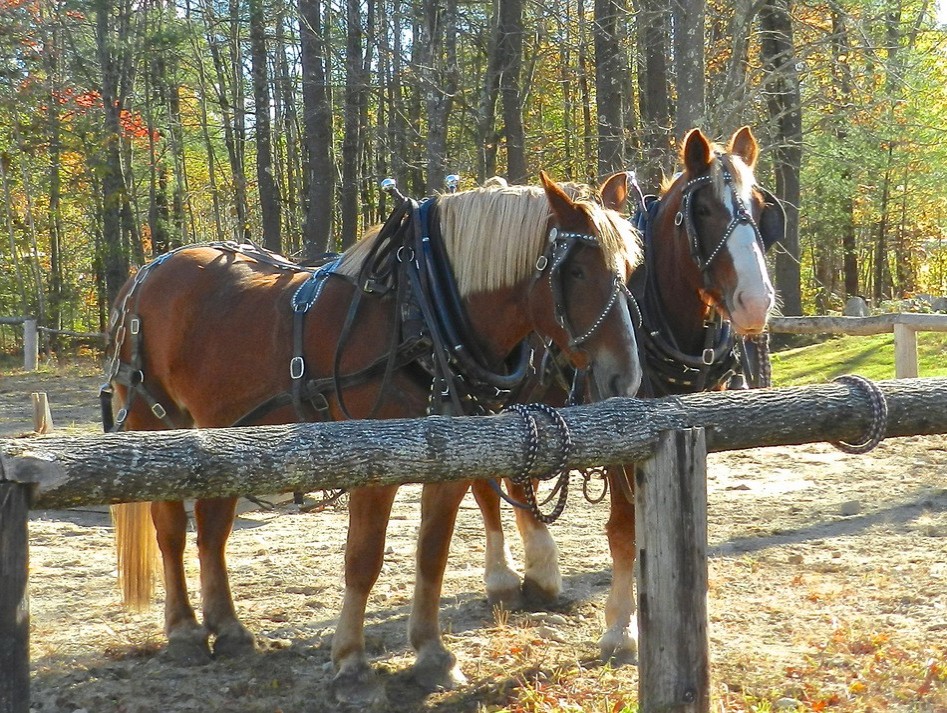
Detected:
left=677, top=155, right=768, bottom=283
left=535, top=226, right=633, bottom=349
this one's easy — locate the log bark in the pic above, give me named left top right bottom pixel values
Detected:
left=2, top=378, right=946, bottom=511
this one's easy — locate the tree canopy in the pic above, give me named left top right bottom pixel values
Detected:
left=1, top=0, right=946, bottom=344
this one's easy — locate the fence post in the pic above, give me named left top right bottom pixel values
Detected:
left=893, top=322, right=918, bottom=379
left=636, top=428, right=709, bottom=713
left=30, top=393, right=53, bottom=435
left=0, top=482, right=30, bottom=713
left=22, top=320, right=37, bottom=372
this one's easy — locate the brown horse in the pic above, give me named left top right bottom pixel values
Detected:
left=106, top=173, right=643, bottom=707
left=470, top=126, right=784, bottom=664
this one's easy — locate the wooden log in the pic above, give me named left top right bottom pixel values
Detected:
left=0, top=317, right=27, bottom=326
left=30, top=393, right=53, bottom=435
left=636, top=429, right=709, bottom=713
left=769, top=313, right=947, bottom=335
left=2, top=377, right=947, bottom=511
left=0, top=483, right=30, bottom=713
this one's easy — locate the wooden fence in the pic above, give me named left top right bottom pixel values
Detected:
left=769, top=313, right=947, bottom=378
left=3, top=378, right=947, bottom=712
left=0, top=317, right=105, bottom=371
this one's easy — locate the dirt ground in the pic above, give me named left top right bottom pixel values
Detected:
left=2, top=362, right=946, bottom=712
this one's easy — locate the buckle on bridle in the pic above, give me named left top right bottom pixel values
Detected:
left=702, top=348, right=715, bottom=365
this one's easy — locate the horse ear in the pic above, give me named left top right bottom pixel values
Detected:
left=729, top=126, right=759, bottom=169
left=682, top=129, right=712, bottom=175
left=540, top=171, right=578, bottom=221
left=599, top=172, right=628, bottom=211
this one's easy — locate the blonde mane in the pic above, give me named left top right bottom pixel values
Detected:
left=337, top=183, right=641, bottom=297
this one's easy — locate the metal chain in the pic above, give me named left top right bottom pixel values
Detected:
left=506, top=403, right=574, bottom=524
left=748, top=332, right=772, bottom=388
left=830, top=374, right=888, bottom=454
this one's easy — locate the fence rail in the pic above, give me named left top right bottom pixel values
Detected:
left=3, top=378, right=947, bottom=713
left=1, top=317, right=106, bottom=371
left=769, top=313, right=947, bottom=378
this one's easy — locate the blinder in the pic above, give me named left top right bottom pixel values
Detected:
left=678, top=160, right=783, bottom=278
left=536, top=227, right=630, bottom=349
left=757, top=186, right=786, bottom=251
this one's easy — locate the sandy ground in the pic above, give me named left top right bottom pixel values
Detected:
left=2, top=365, right=946, bottom=712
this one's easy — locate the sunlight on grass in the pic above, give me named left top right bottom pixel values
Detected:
left=771, top=332, right=947, bottom=387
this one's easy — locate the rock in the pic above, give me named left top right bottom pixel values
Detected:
left=787, top=553, right=804, bottom=565
left=839, top=500, right=861, bottom=516
left=774, top=697, right=803, bottom=710
left=843, top=297, right=869, bottom=317
left=533, top=625, right=567, bottom=643
left=933, top=297, right=947, bottom=312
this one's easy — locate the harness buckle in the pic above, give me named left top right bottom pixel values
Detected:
left=396, top=246, right=414, bottom=263
left=116, top=408, right=128, bottom=424
left=129, top=317, right=140, bottom=335
left=675, top=211, right=684, bottom=226
left=290, top=356, right=305, bottom=380
left=702, top=348, right=715, bottom=365
left=535, top=255, right=549, bottom=271
left=151, top=403, right=167, bottom=420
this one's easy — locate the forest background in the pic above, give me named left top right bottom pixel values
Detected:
left=1, top=0, right=946, bottom=344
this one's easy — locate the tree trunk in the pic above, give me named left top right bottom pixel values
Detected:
left=634, top=0, right=672, bottom=189
left=759, top=0, right=803, bottom=316
left=250, top=0, right=282, bottom=252
left=831, top=6, right=858, bottom=298
left=340, top=0, right=366, bottom=248
left=497, top=0, right=527, bottom=183
left=94, top=0, right=131, bottom=309
left=419, top=0, right=458, bottom=193
left=673, top=0, right=705, bottom=139
left=476, top=0, right=503, bottom=181
left=299, top=0, right=335, bottom=256
left=594, top=0, right=625, bottom=176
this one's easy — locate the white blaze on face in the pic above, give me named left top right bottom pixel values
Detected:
left=723, top=160, right=775, bottom=334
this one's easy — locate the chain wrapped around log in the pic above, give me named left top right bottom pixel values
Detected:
left=2, top=377, right=946, bottom=511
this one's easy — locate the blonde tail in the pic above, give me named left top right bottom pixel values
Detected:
left=111, top=502, right=157, bottom=610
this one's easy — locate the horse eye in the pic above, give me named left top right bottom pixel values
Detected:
left=694, top=202, right=712, bottom=217
left=569, top=265, right=586, bottom=280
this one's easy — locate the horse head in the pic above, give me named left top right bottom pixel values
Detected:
left=666, top=127, right=782, bottom=335
left=531, top=171, right=643, bottom=399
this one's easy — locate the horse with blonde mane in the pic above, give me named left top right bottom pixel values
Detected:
left=106, top=172, right=643, bottom=707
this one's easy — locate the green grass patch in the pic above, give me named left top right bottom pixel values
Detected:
left=771, top=331, right=947, bottom=387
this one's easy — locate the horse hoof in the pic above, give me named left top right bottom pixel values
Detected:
left=213, top=625, right=256, bottom=658
left=599, top=630, right=638, bottom=666
left=412, top=651, right=467, bottom=692
left=487, top=586, right=524, bottom=612
left=164, top=631, right=212, bottom=666
left=330, top=663, right=386, bottom=710
left=521, top=577, right=560, bottom=610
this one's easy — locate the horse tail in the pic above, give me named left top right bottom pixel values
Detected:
left=111, top=501, right=157, bottom=610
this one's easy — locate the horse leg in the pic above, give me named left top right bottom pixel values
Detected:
left=330, top=484, right=398, bottom=708
left=470, top=479, right=523, bottom=609
left=194, top=496, right=255, bottom=657
left=151, top=500, right=212, bottom=664
left=408, top=481, right=470, bottom=691
left=599, top=464, right=638, bottom=664
left=509, top=479, right=562, bottom=608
